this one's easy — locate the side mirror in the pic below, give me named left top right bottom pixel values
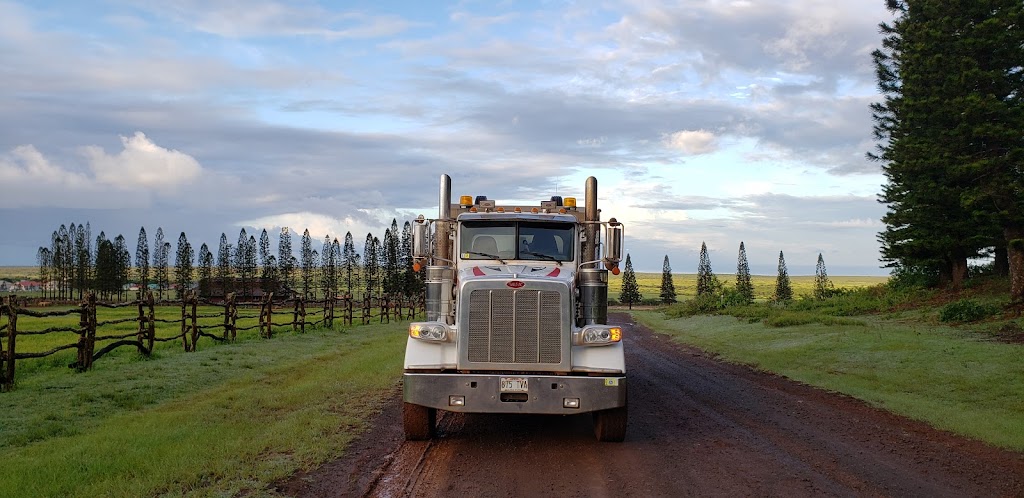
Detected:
left=412, top=215, right=429, bottom=261
left=603, top=218, right=623, bottom=270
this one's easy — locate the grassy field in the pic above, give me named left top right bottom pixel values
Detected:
left=0, top=320, right=408, bottom=497
left=609, top=272, right=888, bottom=302
left=630, top=282, right=1024, bottom=452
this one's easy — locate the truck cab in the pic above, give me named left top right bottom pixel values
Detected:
left=403, top=175, right=627, bottom=442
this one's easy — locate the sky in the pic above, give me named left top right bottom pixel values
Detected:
left=0, top=0, right=895, bottom=275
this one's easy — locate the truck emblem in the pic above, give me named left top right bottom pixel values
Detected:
left=507, top=280, right=525, bottom=288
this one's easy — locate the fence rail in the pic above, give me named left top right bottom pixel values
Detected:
left=0, top=291, right=423, bottom=391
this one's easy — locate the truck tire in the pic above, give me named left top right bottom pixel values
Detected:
left=403, top=402, right=436, bottom=440
left=593, top=405, right=628, bottom=442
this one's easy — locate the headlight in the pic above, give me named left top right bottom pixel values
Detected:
left=409, top=322, right=450, bottom=342
left=574, top=325, right=622, bottom=346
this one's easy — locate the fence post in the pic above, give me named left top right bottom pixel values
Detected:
left=190, top=292, right=199, bottom=351
left=380, top=295, right=389, bottom=324
left=228, top=293, right=237, bottom=341
left=266, top=293, right=273, bottom=339
left=136, top=294, right=147, bottom=354
left=147, top=291, right=156, bottom=353
left=180, top=293, right=190, bottom=352
left=2, top=295, right=16, bottom=391
left=292, top=297, right=300, bottom=332
left=84, top=293, right=97, bottom=369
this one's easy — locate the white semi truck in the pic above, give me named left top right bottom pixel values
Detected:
left=403, top=174, right=627, bottom=442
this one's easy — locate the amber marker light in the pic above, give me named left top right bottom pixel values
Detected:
left=611, top=266, right=620, bottom=275
left=412, top=262, right=422, bottom=272
left=564, top=197, right=577, bottom=207
left=460, top=195, right=473, bottom=207
left=610, top=327, right=622, bottom=342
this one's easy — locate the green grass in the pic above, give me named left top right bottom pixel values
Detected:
left=0, top=321, right=407, bottom=497
left=631, top=310, right=1024, bottom=451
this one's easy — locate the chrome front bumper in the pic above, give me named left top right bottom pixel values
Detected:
left=403, top=372, right=627, bottom=414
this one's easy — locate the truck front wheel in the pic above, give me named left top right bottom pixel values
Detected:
left=593, top=405, right=627, bottom=442
left=403, top=402, right=436, bottom=440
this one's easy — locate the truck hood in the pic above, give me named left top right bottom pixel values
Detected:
left=460, top=264, right=574, bottom=285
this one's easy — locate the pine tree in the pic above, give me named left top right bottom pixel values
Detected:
left=383, top=220, right=400, bottom=295
left=735, top=242, right=754, bottom=304
left=814, top=253, right=834, bottom=300
left=659, top=255, right=676, bottom=304
left=696, top=242, right=715, bottom=296
left=216, top=233, right=232, bottom=297
left=619, top=253, right=642, bottom=309
left=363, top=233, right=378, bottom=295
left=175, top=232, right=194, bottom=299
left=136, top=227, right=150, bottom=292
left=234, top=229, right=250, bottom=298
left=198, top=243, right=213, bottom=298
left=299, top=229, right=315, bottom=298
left=774, top=251, right=793, bottom=302
left=278, top=227, right=295, bottom=293
left=259, top=229, right=274, bottom=295
left=114, top=234, right=130, bottom=301
left=153, top=228, right=169, bottom=299
left=342, top=231, right=359, bottom=297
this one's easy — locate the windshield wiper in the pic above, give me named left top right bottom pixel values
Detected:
left=521, top=251, right=562, bottom=266
left=465, top=251, right=507, bottom=264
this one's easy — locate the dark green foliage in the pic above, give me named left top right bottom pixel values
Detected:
left=235, top=229, right=258, bottom=299
left=383, top=219, right=400, bottom=295
left=773, top=251, right=793, bottom=302
left=659, top=255, right=677, bottom=304
left=872, top=0, right=1024, bottom=294
left=696, top=242, right=715, bottom=296
left=363, top=233, right=379, bottom=295
left=152, top=228, right=168, bottom=299
left=619, top=254, right=642, bottom=309
left=814, top=253, right=834, bottom=300
left=735, top=242, right=754, bottom=304
left=198, top=243, right=213, bottom=298
left=136, top=227, right=149, bottom=291
left=174, top=232, right=194, bottom=299
left=299, top=229, right=315, bottom=299
left=320, top=236, right=340, bottom=299
left=278, top=228, right=295, bottom=292
left=342, top=231, right=360, bottom=297
left=216, top=233, right=232, bottom=296
left=939, top=299, right=1001, bottom=323
left=259, top=229, right=276, bottom=295
left=665, top=293, right=722, bottom=317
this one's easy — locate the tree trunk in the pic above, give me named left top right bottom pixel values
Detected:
left=950, top=256, right=968, bottom=291
left=1005, top=226, right=1024, bottom=302
left=995, top=245, right=1010, bottom=276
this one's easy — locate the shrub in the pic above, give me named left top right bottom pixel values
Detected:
left=888, top=265, right=939, bottom=290
left=664, top=293, right=723, bottom=318
left=938, top=299, right=1000, bottom=323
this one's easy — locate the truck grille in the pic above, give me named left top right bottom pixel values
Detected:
left=467, top=289, right=562, bottom=364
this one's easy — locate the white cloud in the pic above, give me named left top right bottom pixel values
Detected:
left=238, top=211, right=382, bottom=242
left=664, top=130, right=718, bottom=155
left=81, top=132, right=202, bottom=191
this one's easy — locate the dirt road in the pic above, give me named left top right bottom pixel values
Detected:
left=278, top=313, right=1024, bottom=497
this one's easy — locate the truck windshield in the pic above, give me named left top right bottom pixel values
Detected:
left=461, top=221, right=574, bottom=262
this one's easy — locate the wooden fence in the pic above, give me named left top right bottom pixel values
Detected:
left=0, top=291, right=423, bottom=391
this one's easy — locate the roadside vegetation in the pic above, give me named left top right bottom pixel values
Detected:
left=0, top=321, right=407, bottom=497
left=632, top=269, right=1024, bottom=452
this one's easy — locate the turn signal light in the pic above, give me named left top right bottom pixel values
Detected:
left=564, top=197, right=577, bottom=207
left=460, top=195, right=473, bottom=206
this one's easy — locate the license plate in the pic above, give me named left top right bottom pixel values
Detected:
left=500, top=377, right=528, bottom=392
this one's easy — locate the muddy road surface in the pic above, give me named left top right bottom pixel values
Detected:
left=279, top=313, right=1024, bottom=497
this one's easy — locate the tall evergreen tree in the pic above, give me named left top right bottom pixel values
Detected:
left=95, top=234, right=116, bottom=300
left=114, top=234, right=130, bottom=301
left=696, top=242, right=716, bottom=296
left=296, top=229, right=313, bottom=298
left=175, top=232, right=194, bottom=299
left=774, top=251, right=793, bottom=302
left=735, top=242, right=754, bottom=304
left=37, top=247, right=52, bottom=299
left=216, top=233, right=232, bottom=297
left=259, top=229, right=274, bottom=295
left=342, top=231, right=360, bottom=297
left=659, top=255, right=677, bottom=304
left=870, top=0, right=1015, bottom=290
left=136, top=227, right=150, bottom=291
left=363, top=233, right=378, bottom=295
left=278, top=227, right=295, bottom=293
left=383, top=220, right=401, bottom=295
left=198, top=243, right=213, bottom=298
left=814, top=253, right=834, bottom=300
left=619, top=253, right=642, bottom=309
left=153, top=228, right=169, bottom=299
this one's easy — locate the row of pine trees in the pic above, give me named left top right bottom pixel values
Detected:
left=35, top=220, right=423, bottom=302
left=618, top=242, right=834, bottom=307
